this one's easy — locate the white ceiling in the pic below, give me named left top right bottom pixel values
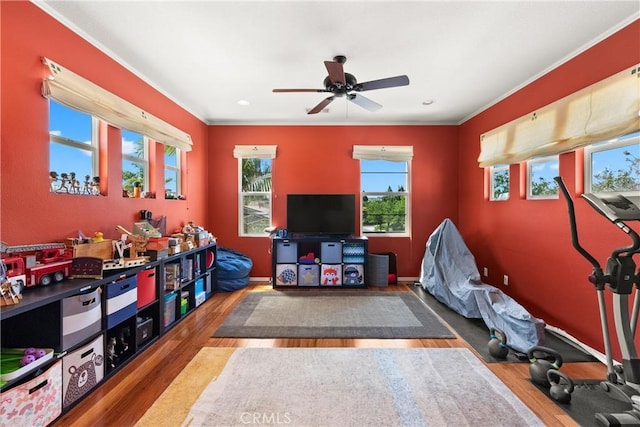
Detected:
left=34, top=1, right=639, bottom=126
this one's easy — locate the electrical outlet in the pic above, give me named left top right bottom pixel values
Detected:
left=483, top=267, right=488, bottom=277
left=503, top=275, right=509, bottom=286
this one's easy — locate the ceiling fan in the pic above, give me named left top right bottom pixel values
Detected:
left=272, top=55, right=409, bottom=114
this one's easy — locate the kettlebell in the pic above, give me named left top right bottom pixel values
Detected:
left=547, top=369, right=574, bottom=403
left=527, top=346, right=563, bottom=387
left=488, top=328, right=509, bottom=359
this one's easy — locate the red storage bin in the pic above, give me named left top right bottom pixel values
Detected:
left=137, top=267, right=157, bottom=308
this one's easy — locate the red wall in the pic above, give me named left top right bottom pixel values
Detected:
left=458, top=20, right=640, bottom=358
left=207, top=125, right=459, bottom=277
left=0, top=2, right=209, bottom=245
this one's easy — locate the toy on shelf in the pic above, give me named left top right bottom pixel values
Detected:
left=112, top=225, right=149, bottom=268
left=0, top=241, right=72, bottom=290
left=0, top=261, right=21, bottom=306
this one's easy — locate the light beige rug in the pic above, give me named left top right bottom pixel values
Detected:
left=138, top=347, right=543, bottom=427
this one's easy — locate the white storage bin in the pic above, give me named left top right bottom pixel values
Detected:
left=62, top=287, right=102, bottom=351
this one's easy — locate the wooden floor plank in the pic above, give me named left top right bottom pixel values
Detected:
left=53, top=283, right=607, bottom=426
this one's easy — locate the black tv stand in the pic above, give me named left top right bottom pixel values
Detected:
left=272, top=235, right=367, bottom=288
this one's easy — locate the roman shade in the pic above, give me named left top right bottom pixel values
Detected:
left=478, top=64, right=640, bottom=167
left=352, top=145, right=414, bottom=161
left=41, top=57, right=193, bottom=152
left=232, top=145, right=277, bottom=159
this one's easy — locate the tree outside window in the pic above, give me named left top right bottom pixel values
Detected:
left=361, top=160, right=409, bottom=234
left=122, top=130, right=148, bottom=197
left=586, top=131, right=639, bottom=194
left=527, top=156, right=559, bottom=199
left=490, top=164, right=509, bottom=201
left=165, top=146, right=181, bottom=199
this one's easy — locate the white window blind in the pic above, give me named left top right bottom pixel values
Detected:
left=352, top=145, right=413, bottom=161
left=478, top=64, right=640, bottom=167
left=233, top=145, right=277, bottom=159
left=41, top=57, right=193, bottom=152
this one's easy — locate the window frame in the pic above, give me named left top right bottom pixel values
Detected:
left=489, top=164, right=510, bottom=201
left=49, top=100, right=100, bottom=195
left=122, top=130, right=149, bottom=197
left=526, top=155, right=559, bottom=200
left=359, top=159, right=411, bottom=237
left=237, top=156, right=273, bottom=237
left=584, top=132, right=640, bottom=196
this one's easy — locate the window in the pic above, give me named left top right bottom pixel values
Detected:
left=164, top=147, right=181, bottom=199
left=489, top=164, right=510, bottom=201
left=122, top=130, right=148, bottom=197
left=527, top=155, right=559, bottom=199
left=584, top=131, right=639, bottom=195
left=361, top=159, right=410, bottom=235
left=49, top=100, right=99, bottom=195
left=239, top=158, right=272, bottom=235
left=234, top=145, right=276, bottom=236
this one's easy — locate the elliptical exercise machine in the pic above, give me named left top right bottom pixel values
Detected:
left=554, top=176, right=640, bottom=426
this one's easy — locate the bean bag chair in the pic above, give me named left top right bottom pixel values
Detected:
left=216, top=247, right=252, bottom=292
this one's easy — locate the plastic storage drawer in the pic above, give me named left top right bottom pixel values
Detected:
left=321, top=242, right=343, bottom=263
left=62, top=287, right=102, bottom=351
left=276, top=241, right=297, bottom=263
left=62, top=334, right=104, bottom=409
left=195, top=278, right=206, bottom=307
left=0, top=359, right=62, bottom=426
left=105, top=276, right=138, bottom=329
left=163, top=293, right=177, bottom=327
left=136, top=267, right=157, bottom=308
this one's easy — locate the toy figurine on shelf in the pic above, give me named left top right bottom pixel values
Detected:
left=115, top=225, right=148, bottom=266
left=0, top=262, right=21, bottom=306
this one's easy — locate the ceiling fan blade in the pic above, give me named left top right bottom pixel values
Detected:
left=308, top=96, right=335, bottom=114
left=273, top=88, right=327, bottom=93
left=355, top=75, right=410, bottom=92
left=348, top=93, right=382, bottom=112
left=324, top=61, right=345, bottom=86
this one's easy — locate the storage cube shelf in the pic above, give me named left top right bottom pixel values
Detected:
left=272, top=236, right=367, bottom=288
left=0, top=242, right=217, bottom=425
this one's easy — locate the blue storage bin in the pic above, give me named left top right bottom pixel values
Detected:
left=276, top=241, right=297, bottom=263
left=321, top=242, right=342, bottom=263
left=105, top=275, right=137, bottom=329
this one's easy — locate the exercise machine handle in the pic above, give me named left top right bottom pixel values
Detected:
left=553, top=177, right=604, bottom=276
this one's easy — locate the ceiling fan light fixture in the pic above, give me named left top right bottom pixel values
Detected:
left=422, top=100, right=435, bottom=106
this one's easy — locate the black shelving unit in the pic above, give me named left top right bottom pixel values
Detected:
left=272, top=235, right=367, bottom=288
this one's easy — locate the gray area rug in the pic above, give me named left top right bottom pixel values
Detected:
left=184, top=347, right=544, bottom=427
left=213, top=291, right=456, bottom=338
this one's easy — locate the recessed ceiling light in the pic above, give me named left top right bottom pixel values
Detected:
left=422, top=100, right=435, bottom=106
left=237, top=100, right=250, bottom=106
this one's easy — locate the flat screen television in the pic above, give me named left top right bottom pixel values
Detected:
left=286, top=194, right=356, bottom=236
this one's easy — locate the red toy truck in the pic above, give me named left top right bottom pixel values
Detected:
left=1, top=245, right=73, bottom=292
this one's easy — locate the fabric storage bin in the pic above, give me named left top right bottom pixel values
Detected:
left=343, top=264, right=365, bottom=285
left=343, top=242, right=366, bottom=263
left=320, top=264, right=342, bottom=286
left=276, top=241, right=297, bottom=263
left=320, top=242, right=342, bottom=263
left=62, top=334, right=104, bottom=409
left=0, top=359, right=62, bottom=426
left=163, top=293, right=177, bottom=327
left=136, top=317, right=153, bottom=346
left=298, top=264, right=320, bottom=286
left=275, top=264, right=297, bottom=286
left=106, top=276, right=137, bottom=329
left=62, top=287, right=102, bottom=351
left=136, top=267, right=157, bottom=308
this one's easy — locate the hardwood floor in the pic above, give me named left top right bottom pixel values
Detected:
left=53, top=283, right=607, bottom=426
